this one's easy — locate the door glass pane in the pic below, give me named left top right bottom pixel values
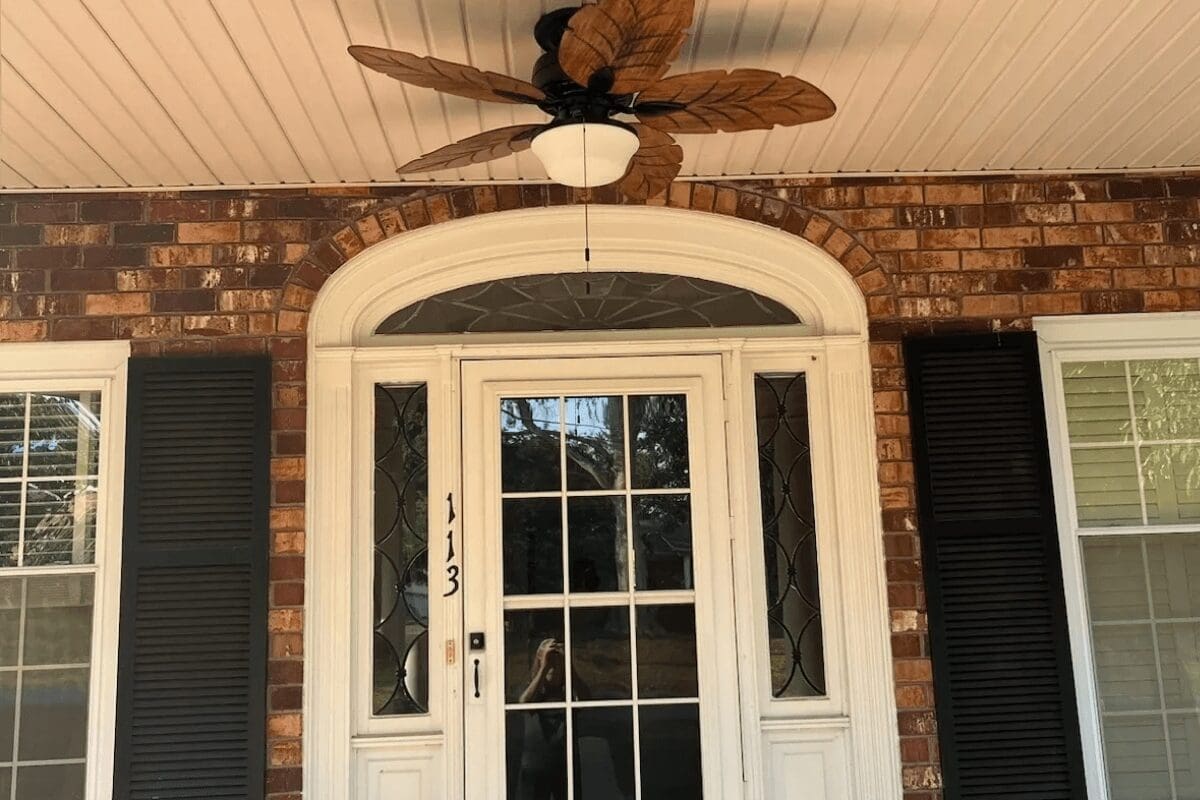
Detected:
left=504, top=498, right=563, bottom=595
left=565, top=396, right=624, bottom=491
left=567, top=497, right=627, bottom=593
left=506, top=709, right=567, bottom=799
left=632, top=495, right=693, bottom=590
left=635, top=604, right=698, bottom=699
left=754, top=374, right=826, bottom=698
left=497, top=392, right=703, bottom=799
left=569, top=607, right=631, bottom=700
left=506, top=609, right=566, bottom=704
left=573, top=707, right=634, bottom=799
left=373, top=384, right=429, bottom=716
left=639, top=704, right=703, bottom=798
left=502, top=398, right=561, bottom=493
left=629, top=395, right=689, bottom=490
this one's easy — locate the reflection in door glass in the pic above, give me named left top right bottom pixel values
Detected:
left=373, top=385, right=429, bottom=716
left=567, top=497, right=628, bottom=593
left=629, top=394, right=690, bottom=489
left=502, top=398, right=561, bottom=493
left=504, top=498, right=564, bottom=595
left=565, top=396, right=625, bottom=491
left=499, top=393, right=703, bottom=799
left=573, top=707, right=635, bottom=799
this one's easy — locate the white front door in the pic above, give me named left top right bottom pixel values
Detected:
left=460, top=355, right=744, bottom=799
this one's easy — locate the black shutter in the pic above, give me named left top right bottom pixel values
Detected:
left=905, top=333, right=1085, bottom=800
left=114, top=357, right=269, bottom=800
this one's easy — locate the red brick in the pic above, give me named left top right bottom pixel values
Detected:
left=84, top=292, right=151, bottom=316
left=16, top=202, right=77, bottom=223
left=1083, top=290, right=1144, bottom=314
left=962, top=249, right=1022, bottom=270
left=924, top=184, right=982, bottom=205
left=44, top=224, right=109, bottom=246
left=1076, top=202, right=1135, bottom=222
left=1043, top=225, right=1104, bottom=245
left=1107, top=222, right=1163, bottom=244
left=961, top=294, right=1020, bottom=317
left=1021, top=293, right=1083, bottom=315
left=899, top=251, right=959, bottom=272
left=179, top=221, right=240, bottom=243
left=985, top=182, right=1044, bottom=204
left=918, top=228, right=980, bottom=249
left=80, top=199, right=142, bottom=222
left=1084, top=246, right=1142, bottom=267
left=245, top=221, right=308, bottom=242
left=865, top=185, right=923, bottom=205
left=150, top=245, right=212, bottom=267
left=1014, top=203, right=1073, bottom=224
left=870, top=229, right=918, bottom=250
left=1113, top=267, right=1173, bottom=288
left=982, top=226, right=1040, bottom=247
left=149, top=199, right=211, bottom=222
left=0, top=320, right=48, bottom=341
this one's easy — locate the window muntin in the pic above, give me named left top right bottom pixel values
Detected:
left=0, top=392, right=103, bottom=800
left=372, top=384, right=430, bottom=716
left=753, top=374, right=825, bottom=698
left=1064, top=358, right=1200, bottom=799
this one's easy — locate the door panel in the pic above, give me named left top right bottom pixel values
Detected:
left=461, top=356, right=742, bottom=800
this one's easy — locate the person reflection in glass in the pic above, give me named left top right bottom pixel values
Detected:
left=512, top=635, right=597, bottom=800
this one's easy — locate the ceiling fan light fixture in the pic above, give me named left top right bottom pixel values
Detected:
left=531, top=121, right=640, bottom=188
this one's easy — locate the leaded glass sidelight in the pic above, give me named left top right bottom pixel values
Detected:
left=373, top=385, right=430, bottom=715
left=374, top=272, right=801, bottom=335
left=754, top=374, right=826, bottom=698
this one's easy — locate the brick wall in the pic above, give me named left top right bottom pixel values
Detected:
left=3, top=173, right=1200, bottom=800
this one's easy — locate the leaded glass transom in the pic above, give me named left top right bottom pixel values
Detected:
left=374, top=272, right=800, bottom=335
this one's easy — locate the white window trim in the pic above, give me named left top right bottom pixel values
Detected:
left=1035, top=311, right=1200, bottom=800
left=306, top=206, right=901, bottom=800
left=0, top=340, right=129, bottom=800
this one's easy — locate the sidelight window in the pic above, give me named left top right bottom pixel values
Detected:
left=753, top=374, right=826, bottom=699
left=372, top=384, right=430, bottom=716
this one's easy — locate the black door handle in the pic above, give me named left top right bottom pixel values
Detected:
left=473, top=658, right=481, bottom=698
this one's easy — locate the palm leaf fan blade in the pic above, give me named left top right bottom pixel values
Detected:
left=348, top=45, right=545, bottom=104
left=558, top=0, right=695, bottom=94
left=635, top=69, right=836, bottom=134
left=397, top=125, right=544, bottom=175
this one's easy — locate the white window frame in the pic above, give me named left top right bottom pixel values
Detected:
left=0, top=341, right=129, bottom=800
left=1036, top=311, right=1200, bottom=800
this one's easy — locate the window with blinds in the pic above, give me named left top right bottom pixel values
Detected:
left=1063, top=358, right=1200, bottom=800
left=0, top=391, right=102, bottom=800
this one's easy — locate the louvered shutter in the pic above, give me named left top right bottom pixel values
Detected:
left=905, top=334, right=1085, bottom=799
left=114, top=357, right=269, bottom=800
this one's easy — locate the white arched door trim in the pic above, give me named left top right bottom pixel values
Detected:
left=305, top=205, right=901, bottom=800
left=308, top=205, right=867, bottom=346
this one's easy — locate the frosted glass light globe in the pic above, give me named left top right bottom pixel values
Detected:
left=531, top=122, right=640, bottom=187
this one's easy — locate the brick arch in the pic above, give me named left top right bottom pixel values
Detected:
left=278, top=183, right=893, bottom=331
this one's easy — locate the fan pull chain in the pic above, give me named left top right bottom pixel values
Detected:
left=582, top=123, right=591, bottom=295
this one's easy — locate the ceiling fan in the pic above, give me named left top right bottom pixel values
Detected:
left=349, top=0, right=836, bottom=200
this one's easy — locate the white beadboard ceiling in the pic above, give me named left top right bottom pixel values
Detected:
left=2, top=0, right=1200, bottom=191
